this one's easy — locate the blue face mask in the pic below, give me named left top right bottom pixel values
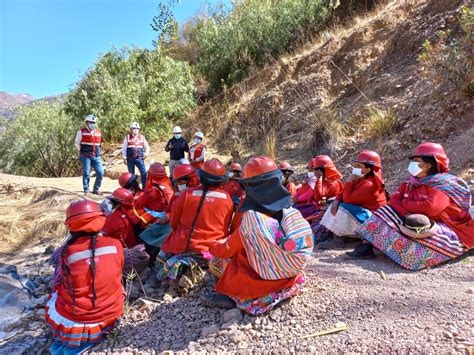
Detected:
left=88, top=123, right=96, bottom=130
left=194, top=138, right=202, bottom=144
left=174, top=134, right=182, bottom=139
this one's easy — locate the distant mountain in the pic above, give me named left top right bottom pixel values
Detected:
left=0, top=91, right=35, bottom=119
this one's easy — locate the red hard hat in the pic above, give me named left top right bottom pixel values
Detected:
left=173, top=164, right=195, bottom=181
left=410, top=142, right=449, bottom=172
left=148, top=163, right=167, bottom=177
left=243, top=156, right=278, bottom=179
left=279, top=161, right=293, bottom=171
left=230, top=163, right=242, bottom=172
left=313, top=155, right=333, bottom=169
left=355, top=150, right=382, bottom=167
left=108, top=188, right=134, bottom=206
left=202, top=158, right=226, bottom=177
left=65, top=200, right=103, bottom=224
left=118, top=172, right=137, bottom=188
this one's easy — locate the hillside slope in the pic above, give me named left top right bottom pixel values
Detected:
left=189, top=0, right=473, bottom=189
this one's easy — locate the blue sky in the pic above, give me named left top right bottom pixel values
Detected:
left=0, top=0, right=227, bottom=98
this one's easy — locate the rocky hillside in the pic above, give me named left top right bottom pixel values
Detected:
left=0, top=91, right=35, bottom=119
left=188, top=0, right=473, bottom=189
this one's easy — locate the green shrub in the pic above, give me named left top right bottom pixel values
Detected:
left=0, top=102, right=80, bottom=177
left=65, top=48, right=196, bottom=142
left=419, top=6, right=474, bottom=97
left=193, top=0, right=332, bottom=91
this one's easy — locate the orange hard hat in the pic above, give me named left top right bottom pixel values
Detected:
left=279, top=161, right=293, bottom=172
left=242, top=156, right=278, bottom=179
left=108, top=188, right=134, bottom=207
left=313, top=155, right=333, bottom=169
left=355, top=150, right=382, bottom=167
left=173, top=164, right=195, bottom=181
left=148, top=163, right=167, bottom=178
left=118, top=172, right=137, bottom=188
left=410, top=142, right=449, bottom=172
left=230, top=163, right=242, bottom=172
left=65, top=200, right=103, bottom=224
left=202, top=158, right=226, bottom=177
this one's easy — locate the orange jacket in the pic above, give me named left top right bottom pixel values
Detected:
left=285, top=182, right=297, bottom=198
left=210, top=229, right=298, bottom=299
left=134, top=181, right=174, bottom=227
left=161, top=186, right=234, bottom=254
left=102, top=208, right=140, bottom=248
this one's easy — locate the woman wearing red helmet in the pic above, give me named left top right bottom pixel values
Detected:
left=118, top=172, right=143, bottom=199
left=349, top=142, right=473, bottom=269
left=157, top=159, right=234, bottom=288
left=315, top=150, right=387, bottom=249
left=279, top=161, right=297, bottom=198
left=203, top=157, right=313, bottom=314
left=223, top=162, right=245, bottom=208
left=293, top=158, right=317, bottom=205
left=45, top=200, right=124, bottom=354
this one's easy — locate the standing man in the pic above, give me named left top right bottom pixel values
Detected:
left=188, top=131, right=206, bottom=173
left=123, top=122, right=150, bottom=189
left=75, top=114, right=104, bottom=196
left=165, top=126, right=189, bottom=178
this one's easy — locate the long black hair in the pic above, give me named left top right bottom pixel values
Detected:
left=419, top=156, right=439, bottom=176
left=60, top=231, right=99, bottom=312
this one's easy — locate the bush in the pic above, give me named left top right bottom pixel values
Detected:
left=65, top=48, right=196, bottom=142
left=193, top=0, right=332, bottom=91
left=362, top=106, right=398, bottom=138
left=0, top=102, right=80, bottom=177
left=419, top=6, right=474, bottom=97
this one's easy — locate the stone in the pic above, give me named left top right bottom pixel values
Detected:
left=466, top=288, right=474, bottom=294
left=201, top=324, right=220, bottom=337
left=222, top=320, right=238, bottom=330
left=44, top=245, right=55, bottom=255
left=163, top=293, right=174, bottom=302
left=135, top=298, right=156, bottom=311
left=223, top=308, right=243, bottom=323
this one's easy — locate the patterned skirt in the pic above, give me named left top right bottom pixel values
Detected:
left=45, top=292, right=119, bottom=348
left=357, top=206, right=468, bottom=271
left=123, top=244, right=150, bottom=275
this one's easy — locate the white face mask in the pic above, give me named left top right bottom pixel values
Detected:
left=177, top=184, right=187, bottom=192
left=307, top=171, right=315, bottom=179
left=408, top=161, right=423, bottom=177
left=228, top=172, right=234, bottom=178
left=352, top=167, right=363, bottom=176
left=132, top=128, right=139, bottom=135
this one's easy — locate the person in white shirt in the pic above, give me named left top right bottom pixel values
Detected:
left=122, top=122, right=150, bottom=189
left=75, top=115, right=104, bottom=195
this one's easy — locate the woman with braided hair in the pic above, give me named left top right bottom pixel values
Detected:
left=45, top=200, right=124, bottom=354
left=157, top=159, right=234, bottom=288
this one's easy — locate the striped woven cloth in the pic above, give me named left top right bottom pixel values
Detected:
left=239, top=208, right=313, bottom=280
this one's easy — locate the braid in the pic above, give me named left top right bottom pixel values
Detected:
left=60, top=234, right=80, bottom=313
left=89, top=233, right=97, bottom=308
left=185, top=185, right=209, bottom=251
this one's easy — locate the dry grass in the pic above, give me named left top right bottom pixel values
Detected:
left=264, top=128, right=277, bottom=159
left=0, top=188, right=77, bottom=253
left=306, top=107, right=348, bottom=155
left=362, top=106, right=399, bottom=138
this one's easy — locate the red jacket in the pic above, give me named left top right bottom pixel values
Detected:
left=161, top=186, right=234, bottom=254
left=313, top=178, right=343, bottom=208
left=337, top=176, right=387, bottom=211
left=134, top=182, right=174, bottom=227
left=102, top=208, right=140, bottom=248
left=295, top=183, right=314, bottom=204
left=223, top=180, right=245, bottom=199
left=55, top=235, right=124, bottom=323
left=389, top=182, right=474, bottom=248
left=210, top=229, right=298, bottom=299
left=285, top=182, right=297, bottom=198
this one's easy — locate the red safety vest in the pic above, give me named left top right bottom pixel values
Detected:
left=80, top=128, right=102, bottom=157
left=126, top=134, right=145, bottom=159
left=189, top=144, right=206, bottom=169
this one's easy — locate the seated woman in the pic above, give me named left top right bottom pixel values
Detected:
left=279, top=162, right=297, bottom=198
left=316, top=150, right=387, bottom=248
left=118, top=172, right=144, bottom=199
left=349, top=142, right=474, bottom=270
left=103, top=188, right=149, bottom=273
left=45, top=200, right=123, bottom=354
left=293, top=158, right=317, bottom=208
left=203, top=157, right=313, bottom=315
left=135, top=163, right=174, bottom=264
left=157, top=159, right=234, bottom=288
left=223, top=163, right=245, bottom=208
left=171, top=163, right=200, bottom=198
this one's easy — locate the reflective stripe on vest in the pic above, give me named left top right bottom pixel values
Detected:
left=80, top=128, right=102, bottom=157
left=126, top=134, right=145, bottom=158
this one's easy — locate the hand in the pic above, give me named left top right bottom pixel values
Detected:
left=314, top=170, right=323, bottom=180
left=168, top=143, right=174, bottom=150
left=330, top=201, right=339, bottom=216
left=156, top=216, right=169, bottom=224
left=123, top=159, right=127, bottom=165
left=143, top=155, right=147, bottom=160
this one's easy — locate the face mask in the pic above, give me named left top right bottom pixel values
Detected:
left=194, top=138, right=202, bottom=144
left=307, top=171, right=315, bottom=179
left=228, top=172, right=234, bottom=178
left=177, top=184, right=187, bottom=192
left=132, top=129, right=139, bottom=135
left=174, top=134, right=182, bottom=139
left=408, top=161, right=423, bottom=177
left=352, top=167, right=363, bottom=176
left=88, top=123, right=95, bottom=130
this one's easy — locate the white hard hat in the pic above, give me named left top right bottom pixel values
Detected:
left=173, top=126, right=182, bottom=134
left=194, top=131, right=204, bottom=139
left=85, top=114, right=97, bottom=123
left=130, top=122, right=140, bottom=129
